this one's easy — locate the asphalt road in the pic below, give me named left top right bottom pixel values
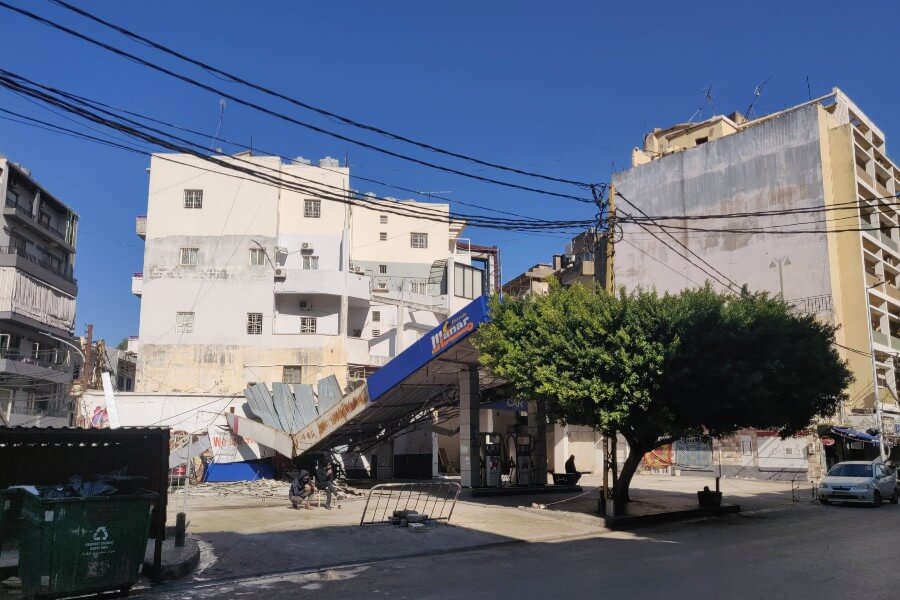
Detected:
left=143, top=500, right=898, bottom=599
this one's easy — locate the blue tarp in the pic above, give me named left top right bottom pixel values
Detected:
left=366, top=296, right=491, bottom=401
left=831, top=426, right=881, bottom=446
left=204, top=459, right=276, bottom=482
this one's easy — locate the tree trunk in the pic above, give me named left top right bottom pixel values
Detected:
left=614, top=445, right=644, bottom=514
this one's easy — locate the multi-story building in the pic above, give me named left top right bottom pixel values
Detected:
left=0, top=155, right=79, bottom=426
left=613, top=87, right=900, bottom=469
left=133, top=152, right=493, bottom=394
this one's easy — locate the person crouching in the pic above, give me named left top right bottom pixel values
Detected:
left=290, top=469, right=315, bottom=509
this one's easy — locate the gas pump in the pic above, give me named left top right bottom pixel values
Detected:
left=509, top=434, right=536, bottom=486
left=479, top=433, right=504, bottom=488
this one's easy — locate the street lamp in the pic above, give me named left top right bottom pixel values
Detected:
left=769, top=256, right=791, bottom=297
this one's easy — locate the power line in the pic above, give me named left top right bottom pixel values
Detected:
left=11, top=79, right=564, bottom=225
left=616, top=192, right=743, bottom=292
left=0, top=75, right=592, bottom=232
left=49, top=0, right=594, bottom=190
left=0, top=1, right=596, bottom=204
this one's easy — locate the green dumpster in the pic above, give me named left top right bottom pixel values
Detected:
left=19, top=491, right=156, bottom=599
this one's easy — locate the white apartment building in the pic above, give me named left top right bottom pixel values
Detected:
left=133, top=152, right=492, bottom=394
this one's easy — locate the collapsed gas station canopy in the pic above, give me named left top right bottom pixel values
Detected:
left=226, top=296, right=502, bottom=458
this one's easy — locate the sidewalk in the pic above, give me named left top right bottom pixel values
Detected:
left=149, top=473, right=805, bottom=588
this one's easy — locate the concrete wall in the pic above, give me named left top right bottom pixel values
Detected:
left=613, top=104, right=833, bottom=301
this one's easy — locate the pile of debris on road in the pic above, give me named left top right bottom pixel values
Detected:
left=391, top=509, right=432, bottom=533
left=183, top=479, right=364, bottom=504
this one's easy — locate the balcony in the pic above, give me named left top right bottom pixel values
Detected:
left=0, top=246, right=77, bottom=290
left=274, top=269, right=369, bottom=301
left=3, top=199, right=75, bottom=252
left=872, top=329, right=890, bottom=348
left=136, top=215, right=147, bottom=239
left=132, top=272, right=143, bottom=296
left=880, top=231, right=899, bottom=252
left=0, top=349, right=73, bottom=384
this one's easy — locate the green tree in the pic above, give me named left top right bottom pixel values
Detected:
left=475, top=282, right=852, bottom=510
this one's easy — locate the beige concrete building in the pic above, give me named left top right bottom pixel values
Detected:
left=614, top=88, right=900, bottom=473
left=133, top=152, right=493, bottom=394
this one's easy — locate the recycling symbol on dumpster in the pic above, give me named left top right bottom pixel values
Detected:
left=92, top=526, right=109, bottom=542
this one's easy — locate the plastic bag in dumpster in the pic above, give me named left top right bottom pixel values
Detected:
left=39, top=476, right=118, bottom=499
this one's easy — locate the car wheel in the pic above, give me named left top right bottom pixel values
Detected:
left=819, top=497, right=829, bottom=505
left=890, top=489, right=899, bottom=505
left=873, top=490, right=883, bottom=507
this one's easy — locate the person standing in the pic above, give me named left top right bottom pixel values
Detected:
left=316, top=461, right=339, bottom=509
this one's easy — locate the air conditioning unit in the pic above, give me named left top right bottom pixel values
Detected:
left=299, top=300, right=311, bottom=310
left=274, top=267, right=286, bottom=279
left=353, top=266, right=365, bottom=275
left=301, top=242, right=313, bottom=252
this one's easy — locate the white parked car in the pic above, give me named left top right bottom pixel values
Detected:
left=818, top=460, right=898, bottom=506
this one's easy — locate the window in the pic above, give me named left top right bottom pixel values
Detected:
left=371, top=329, right=381, bottom=338
left=409, top=281, right=428, bottom=294
left=300, top=316, right=317, bottom=334
left=283, top=366, right=303, bottom=384
left=379, top=215, right=388, bottom=224
left=39, top=212, right=50, bottom=227
left=410, top=232, right=428, bottom=248
left=50, top=256, right=62, bottom=272
left=379, top=232, right=387, bottom=241
left=249, top=248, right=267, bottom=266
left=741, top=440, right=752, bottom=456
left=125, top=379, right=133, bottom=392
left=694, top=136, right=708, bottom=145
left=176, top=312, right=195, bottom=334
left=184, top=189, right=203, bottom=209
left=378, top=264, right=387, bottom=274
left=372, top=310, right=381, bottom=322
left=246, top=312, right=263, bottom=335
left=31, top=342, right=40, bottom=360
left=454, top=263, right=483, bottom=299
left=304, top=199, right=321, bottom=218
left=351, top=329, right=362, bottom=338
left=180, top=247, right=199, bottom=266
left=302, top=255, right=319, bottom=270
left=117, top=376, right=125, bottom=390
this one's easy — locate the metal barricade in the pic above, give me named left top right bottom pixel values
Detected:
left=360, top=481, right=462, bottom=526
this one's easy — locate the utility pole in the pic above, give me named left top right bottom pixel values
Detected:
left=594, top=183, right=618, bottom=517
left=865, top=280, right=888, bottom=461
left=605, top=184, right=619, bottom=516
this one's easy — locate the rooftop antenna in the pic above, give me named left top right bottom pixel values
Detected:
left=806, top=75, right=812, bottom=101
left=213, top=99, right=226, bottom=153
left=688, top=84, right=715, bottom=123
left=745, top=75, right=774, bottom=120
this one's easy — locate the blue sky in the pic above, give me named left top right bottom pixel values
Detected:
left=0, top=0, right=898, bottom=345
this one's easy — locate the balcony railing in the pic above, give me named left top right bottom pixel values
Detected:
left=880, top=231, right=899, bottom=252
left=0, top=245, right=76, bottom=283
left=0, top=348, right=72, bottom=372
left=136, top=215, right=147, bottom=238
left=873, top=330, right=890, bottom=348
left=5, top=199, right=73, bottom=246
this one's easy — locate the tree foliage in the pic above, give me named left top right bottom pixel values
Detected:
left=475, top=282, right=852, bottom=502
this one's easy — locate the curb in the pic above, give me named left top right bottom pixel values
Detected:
left=143, top=538, right=201, bottom=583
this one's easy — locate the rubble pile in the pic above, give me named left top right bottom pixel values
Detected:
left=182, top=479, right=363, bottom=504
